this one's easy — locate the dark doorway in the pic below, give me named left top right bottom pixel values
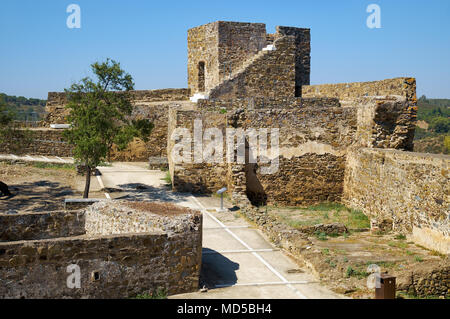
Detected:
left=198, top=61, right=205, bottom=92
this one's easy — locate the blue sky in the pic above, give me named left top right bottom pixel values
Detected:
left=0, top=0, right=449, bottom=99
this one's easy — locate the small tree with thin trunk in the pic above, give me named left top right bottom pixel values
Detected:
left=63, top=59, right=152, bottom=198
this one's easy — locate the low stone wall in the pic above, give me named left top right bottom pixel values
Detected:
left=0, top=201, right=202, bottom=298
left=85, top=201, right=202, bottom=236
left=302, top=77, right=417, bottom=104
left=0, top=211, right=85, bottom=242
left=343, top=148, right=450, bottom=254
left=0, top=232, right=200, bottom=298
left=0, top=128, right=72, bottom=157
left=397, top=264, right=450, bottom=298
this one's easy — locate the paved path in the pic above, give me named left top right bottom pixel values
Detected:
left=96, top=162, right=343, bottom=299
left=0, top=154, right=73, bottom=164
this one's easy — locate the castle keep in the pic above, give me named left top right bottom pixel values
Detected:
left=15, top=21, right=450, bottom=255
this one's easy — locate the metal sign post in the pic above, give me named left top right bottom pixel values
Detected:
left=216, top=187, right=227, bottom=212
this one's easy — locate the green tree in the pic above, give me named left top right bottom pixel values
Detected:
left=444, top=136, right=450, bottom=154
left=430, top=117, right=450, bottom=133
left=63, top=59, right=152, bottom=198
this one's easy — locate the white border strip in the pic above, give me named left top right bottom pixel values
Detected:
left=95, top=174, right=111, bottom=199
left=189, top=195, right=307, bottom=299
left=203, top=226, right=249, bottom=230
left=203, top=248, right=278, bottom=254
left=215, top=281, right=312, bottom=288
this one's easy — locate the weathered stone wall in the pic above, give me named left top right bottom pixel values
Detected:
left=217, top=22, right=267, bottom=84
left=397, top=263, right=450, bottom=297
left=230, top=107, right=357, bottom=206
left=354, top=96, right=417, bottom=151
left=84, top=200, right=201, bottom=237
left=44, top=89, right=191, bottom=125
left=187, top=22, right=220, bottom=94
left=0, top=211, right=85, bottom=242
left=0, top=128, right=72, bottom=157
left=208, top=36, right=296, bottom=99
left=0, top=201, right=202, bottom=298
left=343, top=148, right=450, bottom=254
left=168, top=102, right=358, bottom=204
left=197, top=96, right=340, bottom=111
left=168, top=107, right=229, bottom=193
left=276, top=26, right=311, bottom=96
left=302, top=77, right=417, bottom=106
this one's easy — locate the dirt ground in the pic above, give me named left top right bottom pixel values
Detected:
left=0, top=161, right=104, bottom=212
left=265, top=204, right=448, bottom=299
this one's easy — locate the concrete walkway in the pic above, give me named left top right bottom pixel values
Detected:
left=96, top=162, right=343, bottom=299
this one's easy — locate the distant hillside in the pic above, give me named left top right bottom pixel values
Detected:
left=414, top=96, right=450, bottom=155
left=0, top=93, right=46, bottom=121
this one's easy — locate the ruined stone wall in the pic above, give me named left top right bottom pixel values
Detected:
left=208, top=36, right=296, bottom=99
left=217, top=22, right=267, bottom=83
left=343, top=148, right=450, bottom=254
left=197, top=96, right=339, bottom=111
left=276, top=26, right=311, bottom=96
left=168, top=107, right=228, bottom=193
left=302, top=77, right=417, bottom=106
left=168, top=102, right=358, bottom=204
left=0, top=201, right=202, bottom=298
left=44, top=89, right=190, bottom=125
left=0, top=128, right=72, bottom=157
left=84, top=200, right=201, bottom=237
left=231, top=107, right=357, bottom=206
left=0, top=211, right=85, bottom=242
left=354, top=96, right=417, bottom=151
left=187, top=22, right=220, bottom=94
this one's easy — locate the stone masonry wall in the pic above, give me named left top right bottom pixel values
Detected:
left=0, top=128, right=72, bottom=157
left=208, top=36, right=296, bottom=99
left=217, top=22, right=267, bottom=84
left=231, top=107, right=357, bottom=206
left=168, top=102, right=358, bottom=204
left=0, top=211, right=85, bottom=242
left=343, top=148, right=450, bottom=254
left=276, top=26, right=311, bottom=96
left=302, top=77, right=417, bottom=106
left=168, top=107, right=228, bottom=193
left=187, top=22, right=220, bottom=94
left=0, top=201, right=202, bottom=298
left=45, top=89, right=190, bottom=125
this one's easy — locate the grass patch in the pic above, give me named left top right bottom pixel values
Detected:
left=345, top=266, right=369, bottom=279
left=274, top=202, right=370, bottom=231
left=414, top=256, right=424, bottom=262
left=161, top=171, right=172, bottom=185
left=133, top=288, right=167, bottom=299
left=314, top=231, right=328, bottom=241
left=388, top=241, right=409, bottom=249
left=31, top=162, right=75, bottom=170
left=394, top=234, right=407, bottom=240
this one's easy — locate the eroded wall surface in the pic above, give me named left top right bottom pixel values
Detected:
left=0, top=201, right=202, bottom=298
left=343, top=148, right=449, bottom=254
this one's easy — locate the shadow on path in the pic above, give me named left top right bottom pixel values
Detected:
left=200, top=248, right=239, bottom=289
left=0, top=181, right=75, bottom=212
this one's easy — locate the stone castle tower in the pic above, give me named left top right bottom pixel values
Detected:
left=187, top=21, right=311, bottom=98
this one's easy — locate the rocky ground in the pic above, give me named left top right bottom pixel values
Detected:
left=0, top=161, right=105, bottom=212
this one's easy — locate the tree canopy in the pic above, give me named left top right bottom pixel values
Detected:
left=63, top=58, right=153, bottom=198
